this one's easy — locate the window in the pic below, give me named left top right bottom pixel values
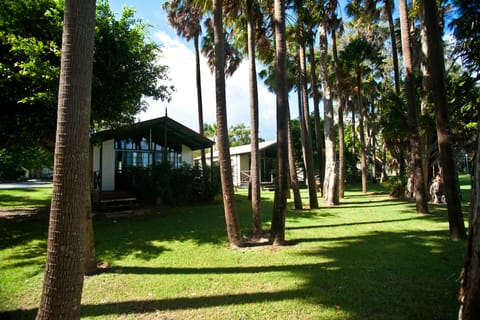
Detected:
left=114, top=138, right=182, bottom=171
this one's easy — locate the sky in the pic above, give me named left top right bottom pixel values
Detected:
left=109, top=0, right=284, bottom=142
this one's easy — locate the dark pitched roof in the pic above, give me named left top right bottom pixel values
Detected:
left=90, top=116, right=214, bottom=150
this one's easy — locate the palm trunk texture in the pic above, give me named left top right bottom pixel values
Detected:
left=270, top=0, right=288, bottom=245
left=36, top=0, right=96, bottom=319
left=423, top=0, right=466, bottom=239
left=213, top=0, right=242, bottom=248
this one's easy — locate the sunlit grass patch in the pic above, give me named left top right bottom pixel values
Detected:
left=0, top=187, right=52, bottom=209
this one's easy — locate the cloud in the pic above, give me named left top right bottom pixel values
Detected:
left=138, top=31, right=279, bottom=141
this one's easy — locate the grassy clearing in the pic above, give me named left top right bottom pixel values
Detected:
left=0, top=188, right=52, bottom=209
left=0, top=180, right=469, bottom=320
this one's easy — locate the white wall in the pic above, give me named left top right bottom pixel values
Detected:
left=102, top=139, right=115, bottom=191
left=182, top=145, right=193, bottom=165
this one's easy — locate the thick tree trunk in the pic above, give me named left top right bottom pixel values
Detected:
left=298, top=27, right=319, bottom=209
left=194, top=35, right=207, bottom=172
left=213, top=0, right=242, bottom=248
left=320, top=24, right=338, bottom=205
left=270, top=0, right=288, bottom=245
left=36, top=1, right=96, bottom=319
left=458, top=121, right=480, bottom=319
left=246, top=0, right=261, bottom=235
left=420, top=8, right=432, bottom=195
left=399, top=0, right=429, bottom=214
left=422, top=0, right=466, bottom=239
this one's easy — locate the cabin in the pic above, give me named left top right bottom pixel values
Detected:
left=203, top=141, right=277, bottom=188
left=90, top=116, right=214, bottom=209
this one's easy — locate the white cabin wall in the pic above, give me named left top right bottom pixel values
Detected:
left=102, top=139, right=115, bottom=191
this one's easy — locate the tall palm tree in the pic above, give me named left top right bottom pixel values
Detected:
left=224, top=0, right=263, bottom=235
left=422, top=0, right=466, bottom=238
left=270, top=0, right=289, bottom=245
left=384, top=0, right=400, bottom=95
left=341, top=37, right=379, bottom=193
left=36, top=0, right=96, bottom=319
left=398, top=0, right=429, bottom=214
left=212, top=0, right=243, bottom=248
left=319, top=0, right=339, bottom=205
left=331, top=13, right=346, bottom=198
left=163, top=0, right=207, bottom=171
left=245, top=0, right=262, bottom=235
left=258, top=52, right=304, bottom=211
left=296, top=2, right=319, bottom=209
left=309, top=39, right=325, bottom=195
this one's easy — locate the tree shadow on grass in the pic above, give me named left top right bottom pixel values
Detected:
left=3, top=228, right=465, bottom=319
left=0, top=227, right=466, bottom=320
left=286, top=216, right=420, bottom=231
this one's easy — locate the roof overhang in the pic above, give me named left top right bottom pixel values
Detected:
left=90, top=116, right=214, bottom=151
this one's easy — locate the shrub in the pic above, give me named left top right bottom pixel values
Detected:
left=132, top=163, right=221, bottom=206
left=382, top=176, right=406, bottom=198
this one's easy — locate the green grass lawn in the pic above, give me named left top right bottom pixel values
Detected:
left=0, top=187, right=52, bottom=209
left=0, top=180, right=469, bottom=319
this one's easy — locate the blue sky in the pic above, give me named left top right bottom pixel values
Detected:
left=109, top=0, right=280, bottom=141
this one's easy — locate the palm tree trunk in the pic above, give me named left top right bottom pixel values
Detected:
left=213, top=0, right=242, bottom=248
left=288, top=106, right=303, bottom=210
left=309, top=40, right=324, bottom=195
left=298, top=26, right=319, bottom=209
left=371, top=102, right=377, bottom=182
left=332, top=28, right=345, bottom=198
left=194, top=35, right=207, bottom=171
left=356, top=70, right=368, bottom=193
left=422, top=0, right=466, bottom=238
left=270, top=0, right=289, bottom=245
left=458, top=119, right=480, bottom=319
left=385, top=0, right=401, bottom=95
left=399, top=0, right=429, bottom=214
left=420, top=4, right=433, bottom=196
left=84, top=145, right=96, bottom=275
left=36, top=1, right=96, bottom=318
left=246, top=0, right=262, bottom=235
left=320, top=24, right=338, bottom=205
left=351, top=101, right=357, bottom=184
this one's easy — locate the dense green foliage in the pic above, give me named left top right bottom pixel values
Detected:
left=92, top=1, right=173, bottom=129
left=0, top=0, right=172, bottom=158
left=450, top=0, right=480, bottom=76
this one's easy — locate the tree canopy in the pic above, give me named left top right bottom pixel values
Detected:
left=0, top=0, right=173, bottom=154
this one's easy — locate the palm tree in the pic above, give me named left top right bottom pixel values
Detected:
left=224, top=0, right=263, bottom=235
left=398, top=0, right=429, bottom=214
left=212, top=0, right=243, bottom=248
left=341, top=37, right=380, bottom=193
left=331, top=13, right=346, bottom=198
left=270, top=0, right=289, bottom=245
left=319, top=1, right=339, bottom=205
left=295, top=2, right=319, bottom=209
left=163, top=0, right=207, bottom=171
left=36, top=0, right=96, bottom=318
left=245, top=0, right=263, bottom=235
left=258, top=52, right=304, bottom=211
left=422, top=0, right=466, bottom=238
left=384, top=0, right=400, bottom=95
